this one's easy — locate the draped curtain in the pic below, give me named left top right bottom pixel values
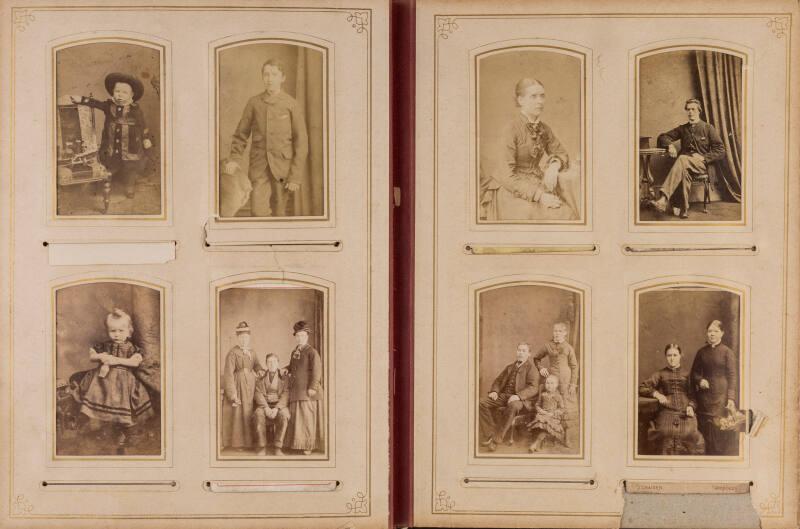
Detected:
left=310, top=289, right=325, bottom=369
left=291, top=46, right=325, bottom=217
left=556, top=292, right=580, bottom=359
left=694, top=51, right=743, bottom=202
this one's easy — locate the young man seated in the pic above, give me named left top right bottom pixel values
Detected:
left=648, top=98, right=726, bottom=219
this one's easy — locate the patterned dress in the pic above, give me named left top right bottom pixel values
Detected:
left=639, top=366, right=705, bottom=455
left=527, top=390, right=567, bottom=444
left=77, top=340, right=153, bottom=427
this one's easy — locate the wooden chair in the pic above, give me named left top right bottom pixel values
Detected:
left=691, top=173, right=712, bottom=213
left=56, top=96, right=112, bottom=213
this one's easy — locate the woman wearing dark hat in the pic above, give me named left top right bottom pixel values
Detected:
left=71, top=72, right=153, bottom=200
left=285, top=320, right=324, bottom=455
left=221, top=321, right=264, bottom=451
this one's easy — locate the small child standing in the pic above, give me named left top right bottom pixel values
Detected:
left=527, top=375, right=568, bottom=452
left=532, top=322, right=579, bottom=400
left=76, top=309, right=153, bottom=450
left=72, top=72, right=152, bottom=199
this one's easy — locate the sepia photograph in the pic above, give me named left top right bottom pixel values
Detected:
left=637, top=48, right=745, bottom=223
left=477, top=47, right=585, bottom=224
left=216, top=283, right=327, bottom=459
left=216, top=40, right=327, bottom=220
left=54, top=280, right=164, bottom=458
left=476, top=283, right=583, bottom=458
left=54, top=39, right=165, bottom=217
left=636, top=285, right=743, bottom=458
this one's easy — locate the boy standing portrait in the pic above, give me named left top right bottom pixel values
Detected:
left=224, top=59, right=308, bottom=217
left=216, top=41, right=327, bottom=219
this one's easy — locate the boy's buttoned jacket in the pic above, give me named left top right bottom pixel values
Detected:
left=254, top=372, right=289, bottom=409
left=79, top=97, right=151, bottom=164
left=229, top=90, right=309, bottom=185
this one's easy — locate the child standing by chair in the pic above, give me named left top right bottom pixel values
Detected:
left=532, top=321, right=579, bottom=400
left=71, top=72, right=153, bottom=200
left=527, top=375, right=568, bottom=452
left=75, top=308, right=154, bottom=453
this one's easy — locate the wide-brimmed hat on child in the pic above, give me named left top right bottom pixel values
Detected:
left=105, top=72, right=145, bottom=102
left=235, top=321, right=251, bottom=334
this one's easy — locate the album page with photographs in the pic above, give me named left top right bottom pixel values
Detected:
left=414, top=0, right=799, bottom=527
left=0, top=1, right=390, bottom=528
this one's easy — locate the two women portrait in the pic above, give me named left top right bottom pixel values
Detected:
left=636, top=286, right=743, bottom=458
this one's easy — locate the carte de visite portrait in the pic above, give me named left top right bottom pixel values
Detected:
left=215, top=39, right=328, bottom=221
left=53, top=38, right=166, bottom=218
left=475, top=282, right=584, bottom=458
left=215, top=281, right=328, bottom=460
left=635, top=283, right=745, bottom=460
left=636, top=46, right=746, bottom=225
left=476, top=46, right=586, bottom=225
left=53, top=279, right=165, bottom=459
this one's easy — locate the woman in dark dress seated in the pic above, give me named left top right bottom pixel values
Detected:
left=639, top=343, right=705, bottom=455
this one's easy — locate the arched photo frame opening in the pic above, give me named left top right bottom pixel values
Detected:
left=214, top=37, right=330, bottom=222
left=472, top=279, right=586, bottom=460
left=632, top=279, right=747, bottom=462
left=52, top=36, right=168, bottom=220
left=51, top=277, right=166, bottom=460
left=212, top=276, right=331, bottom=461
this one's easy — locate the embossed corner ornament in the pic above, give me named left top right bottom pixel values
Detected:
left=12, top=494, right=33, bottom=515
left=436, top=17, right=459, bottom=39
left=758, top=492, right=781, bottom=515
left=13, top=9, right=35, bottom=32
left=345, top=491, right=368, bottom=514
left=767, top=16, right=791, bottom=39
left=346, top=11, right=370, bottom=34
left=434, top=490, right=455, bottom=512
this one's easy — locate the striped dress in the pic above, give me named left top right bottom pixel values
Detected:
left=78, top=340, right=153, bottom=427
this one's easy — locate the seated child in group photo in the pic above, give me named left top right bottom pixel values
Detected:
left=527, top=374, right=569, bottom=452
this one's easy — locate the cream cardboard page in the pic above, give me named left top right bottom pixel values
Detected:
left=0, top=1, right=390, bottom=527
left=415, top=0, right=799, bottom=527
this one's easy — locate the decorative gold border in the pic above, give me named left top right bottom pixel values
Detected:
left=472, top=280, right=586, bottom=460
left=9, top=4, right=375, bottom=521
left=631, top=280, right=747, bottom=462
left=212, top=277, right=331, bottom=462
left=51, top=36, right=169, bottom=221
left=430, top=11, right=792, bottom=518
left=473, top=44, right=588, bottom=226
left=633, top=43, right=749, bottom=227
left=213, top=37, right=331, bottom=222
left=50, top=277, right=168, bottom=461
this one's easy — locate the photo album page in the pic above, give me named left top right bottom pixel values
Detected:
left=0, top=1, right=390, bottom=528
left=414, top=0, right=799, bottom=527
